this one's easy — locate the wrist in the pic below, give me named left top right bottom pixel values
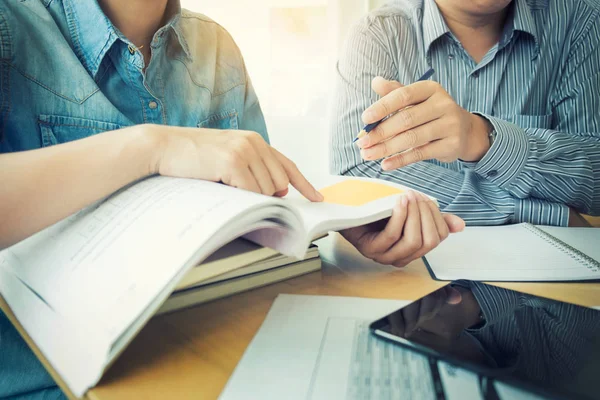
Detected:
left=462, top=114, right=494, bottom=162
left=136, top=124, right=165, bottom=176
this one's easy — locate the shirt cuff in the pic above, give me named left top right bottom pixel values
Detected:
left=472, top=114, right=529, bottom=189
left=514, top=197, right=570, bottom=226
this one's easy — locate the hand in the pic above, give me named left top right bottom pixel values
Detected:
left=356, top=77, right=494, bottom=170
left=341, top=191, right=465, bottom=268
left=148, top=125, right=323, bottom=201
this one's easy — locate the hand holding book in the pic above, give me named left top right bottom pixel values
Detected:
left=341, top=191, right=465, bottom=268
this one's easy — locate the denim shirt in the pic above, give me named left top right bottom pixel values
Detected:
left=0, top=0, right=268, bottom=153
left=0, top=0, right=267, bottom=397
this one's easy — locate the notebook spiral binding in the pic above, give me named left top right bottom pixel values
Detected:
left=523, top=224, right=600, bottom=272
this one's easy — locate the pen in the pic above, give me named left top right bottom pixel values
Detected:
left=354, top=68, right=436, bottom=143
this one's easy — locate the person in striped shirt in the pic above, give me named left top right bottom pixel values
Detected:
left=330, top=0, right=600, bottom=237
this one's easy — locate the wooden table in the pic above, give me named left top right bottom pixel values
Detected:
left=2, top=232, right=600, bottom=400
left=83, top=233, right=600, bottom=400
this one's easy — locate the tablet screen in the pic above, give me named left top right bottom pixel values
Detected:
left=370, top=282, right=600, bottom=400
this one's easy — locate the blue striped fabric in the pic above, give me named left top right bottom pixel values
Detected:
left=330, top=0, right=600, bottom=226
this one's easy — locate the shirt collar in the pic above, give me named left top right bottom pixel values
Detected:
left=508, top=0, right=539, bottom=54
left=63, top=0, right=191, bottom=79
left=422, top=0, right=540, bottom=57
left=422, top=0, right=451, bottom=56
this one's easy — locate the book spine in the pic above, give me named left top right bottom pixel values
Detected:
left=522, top=224, right=600, bottom=273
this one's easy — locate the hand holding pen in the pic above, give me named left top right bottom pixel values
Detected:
left=355, top=68, right=495, bottom=170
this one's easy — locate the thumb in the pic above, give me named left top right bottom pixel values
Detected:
left=372, top=76, right=404, bottom=97
left=443, top=214, right=466, bottom=233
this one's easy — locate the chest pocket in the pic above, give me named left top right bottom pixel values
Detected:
left=198, top=110, right=239, bottom=130
left=500, top=114, right=553, bottom=130
left=39, top=115, right=124, bottom=147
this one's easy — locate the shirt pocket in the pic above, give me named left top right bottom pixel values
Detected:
left=38, top=115, right=123, bottom=147
left=500, top=113, right=553, bottom=130
left=198, top=110, right=239, bottom=130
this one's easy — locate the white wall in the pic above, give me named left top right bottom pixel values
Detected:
left=181, top=0, right=373, bottom=182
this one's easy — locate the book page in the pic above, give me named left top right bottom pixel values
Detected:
left=245, top=177, right=432, bottom=257
left=288, top=177, right=416, bottom=238
left=0, top=177, right=289, bottom=344
left=220, top=295, right=409, bottom=400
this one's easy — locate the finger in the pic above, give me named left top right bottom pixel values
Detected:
left=274, top=188, right=289, bottom=198
left=362, top=81, right=436, bottom=124
left=272, top=149, right=323, bottom=202
left=358, top=100, right=444, bottom=150
left=381, top=139, right=449, bottom=171
left=375, top=191, right=421, bottom=266
left=411, top=194, right=441, bottom=259
left=340, top=220, right=389, bottom=259
left=367, top=195, right=409, bottom=254
left=260, top=147, right=291, bottom=193
left=443, top=213, right=466, bottom=233
left=372, top=76, right=404, bottom=97
left=392, top=193, right=441, bottom=264
left=230, top=166, right=261, bottom=194
left=242, top=139, right=276, bottom=195
left=426, top=197, right=449, bottom=242
left=360, top=119, right=445, bottom=161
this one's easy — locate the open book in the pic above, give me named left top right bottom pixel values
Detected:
left=0, top=175, right=413, bottom=397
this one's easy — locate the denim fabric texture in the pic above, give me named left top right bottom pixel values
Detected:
left=0, top=0, right=268, bottom=397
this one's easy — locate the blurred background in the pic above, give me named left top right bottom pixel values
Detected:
left=181, top=0, right=386, bottom=183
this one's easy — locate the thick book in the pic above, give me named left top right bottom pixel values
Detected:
left=176, top=243, right=320, bottom=291
left=423, top=223, right=600, bottom=282
left=0, top=175, right=413, bottom=397
left=174, top=238, right=281, bottom=291
left=159, top=257, right=322, bottom=315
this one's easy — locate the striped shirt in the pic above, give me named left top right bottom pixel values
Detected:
left=330, top=0, right=600, bottom=226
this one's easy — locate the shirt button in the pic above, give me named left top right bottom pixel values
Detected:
left=472, top=71, right=480, bottom=78
left=448, top=54, right=455, bottom=60
left=148, top=101, right=158, bottom=110
left=487, top=170, right=498, bottom=178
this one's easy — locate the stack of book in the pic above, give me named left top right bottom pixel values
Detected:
left=159, top=239, right=321, bottom=314
left=0, top=175, right=410, bottom=396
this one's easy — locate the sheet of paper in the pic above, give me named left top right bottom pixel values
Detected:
left=537, top=226, right=600, bottom=262
left=425, top=224, right=600, bottom=281
left=220, top=295, right=411, bottom=400
left=220, top=295, right=547, bottom=400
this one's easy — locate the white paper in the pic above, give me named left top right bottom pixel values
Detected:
left=537, top=226, right=600, bottom=262
left=437, top=361, right=484, bottom=400
left=220, top=295, right=440, bottom=400
left=425, top=224, right=600, bottom=281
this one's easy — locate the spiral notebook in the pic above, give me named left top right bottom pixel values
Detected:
left=423, top=223, right=600, bottom=282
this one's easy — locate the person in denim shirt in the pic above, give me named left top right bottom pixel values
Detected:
left=0, top=0, right=464, bottom=398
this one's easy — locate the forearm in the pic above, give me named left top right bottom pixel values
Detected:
left=344, top=160, right=569, bottom=226
left=468, top=117, right=600, bottom=216
left=0, top=125, right=157, bottom=249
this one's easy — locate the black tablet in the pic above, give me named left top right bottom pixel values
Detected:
left=369, top=282, right=600, bottom=400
